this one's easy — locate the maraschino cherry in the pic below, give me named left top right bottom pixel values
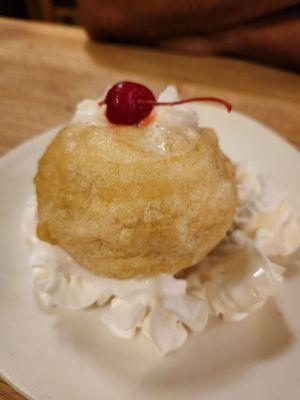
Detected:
left=99, top=81, right=232, bottom=126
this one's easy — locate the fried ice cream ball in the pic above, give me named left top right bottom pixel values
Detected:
left=35, top=124, right=236, bottom=279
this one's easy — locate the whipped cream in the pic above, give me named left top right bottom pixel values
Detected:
left=233, top=164, right=300, bottom=256
left=24, top=164, right=299, bottom=355
left=188, top=242, right=284, bottom=322
left=72, top=86, right=200, bottom=158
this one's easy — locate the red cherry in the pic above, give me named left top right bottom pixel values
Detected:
left=100, top=81, right=232, bottom=126
left=103, top=81, right=156, bottom=125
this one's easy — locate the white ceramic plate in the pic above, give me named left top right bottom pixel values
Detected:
left=0, top=106, right=300, bottom=400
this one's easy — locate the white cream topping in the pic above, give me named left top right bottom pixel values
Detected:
left=72, top=99, right=107, bottom=126
left=233, top=164, right=300, bottom=256
left=187, top=242, right=284, bottom=322
left=25, top=88, right=300, bottom=355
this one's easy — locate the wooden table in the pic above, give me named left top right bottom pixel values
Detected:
left=0, top=16, right=299, bottom=400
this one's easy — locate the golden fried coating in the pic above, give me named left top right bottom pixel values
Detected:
left=35, top=124, right=236, bottom=279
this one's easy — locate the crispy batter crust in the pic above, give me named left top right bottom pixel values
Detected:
left=35, top=124, right=236, bottom=279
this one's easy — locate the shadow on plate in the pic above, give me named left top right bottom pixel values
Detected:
left=52, top=297, right=293, bottom=399
left=133, top=298, right=293, bottom=398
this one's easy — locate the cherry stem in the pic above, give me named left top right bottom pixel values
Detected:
left=139, top=97, right=232, bottom=113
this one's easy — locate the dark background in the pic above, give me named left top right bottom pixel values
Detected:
left=1, top=0, right=28, bottom=18
left=0, top=0, right=78, bottom=23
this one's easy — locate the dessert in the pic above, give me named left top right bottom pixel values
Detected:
left=35, top=124, right=236, bottom=279
left=35, top=82, right=235, bottom=279
left=24, top=83, right=300, bottom=355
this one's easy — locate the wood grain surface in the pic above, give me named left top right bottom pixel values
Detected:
left=0, top=16, right=299, bottom=400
